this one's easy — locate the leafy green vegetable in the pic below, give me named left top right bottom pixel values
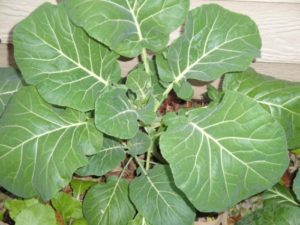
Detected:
left=76, top=136, right=126, bottom=176
left=128, top=131, right=152, bottom=156
left=237, top=185, right=300, bottom=225
left=264, top=184, right=299, bottom=206
left=223, top=68, right=300, bottom=149
left=70, top=180, right=95, bottom=199
left=14, top=203, right=57, bottom=225
left=51, top=192, right=83, bottom=222
left=157, top=4, right=261, bottom=100
left=0, top=87, right=102, bottom=200
left=293, top=171, right=300, bottom=201
left=95, top=88, right=139, bottom=139
left=65, top=0, right=189, bottom=57
left=126, top=68, right=152, bottom=103
left=4, top=199, right=39, bottom=220
left=160, top=91, right=288, bottom=212
left=130, top=165, right=195, bottom=225
left=0, top=68, right=23, bottom=116
left=14, top=3, right=121, bottom=112
left=83, top=176, right=135, bottom=225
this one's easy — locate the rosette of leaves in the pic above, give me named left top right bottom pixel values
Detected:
left=0, top=0, right=297, bottom=224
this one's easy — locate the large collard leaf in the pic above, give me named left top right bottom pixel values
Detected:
left=13, top=3, right=120, bottom=112
left=293, top=171, right=300, bottom=201
left=0, top=87, right=103, bottom=200
left=160, top=91, right=288, bottom=212
left=0, top=68, right=23, bottom=116
left=65, top=0, right=189, bottom=57
left=130, top=165, right=195, bottom=225
left=83, top=176, right=135, bottom=225
left=157, top=4, right=261, bottom=100
left=76, top=136, right=126, bottom=176
left=223, top=68, right=300, bottom=149
left=95, top=88, right=139, bottom=139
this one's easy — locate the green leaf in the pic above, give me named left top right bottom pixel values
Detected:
left=72, top=219, right=88, bottom=225
left=83, top=176, right=135, bottom=225
left=51, top=192, right=83, bottom=222
left=95, top=87, right=138, bottom=139
left=0, top=86, right=102, bottom=200
left=264, top=184, right=299, bottom=206
left=0, top=68, right=23, bottom=116
left=293, top=171, right=300, bottom=201
left=14, top=3, right=121, bottom=112
left=4, top=199, right=39, bottom=220
left=128, top=131, right=152, bottom=156
left=137, top=97, right=156, bottom=125
left=223, top=68, right=300, bottom=149
left=14, top=203, right=57, bottom=225
left=236, top=200, right=300, bottom=225
left=128, top=214, right=151, bottom=225
left=160, top=91, right=288, bottom=212
left=130, top=165, right=195, bottom=225
left=157, top=4, right=261, bottom=100
left=65, top=0, right=189, bottom=57
left=126, top=68, right=152, bottom=102
left=70, top=180, right=96, bottom=198
left=76, top=136, right=126, bottom=176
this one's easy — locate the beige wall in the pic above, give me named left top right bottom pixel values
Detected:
left=0, top=0, right=300, bottom=81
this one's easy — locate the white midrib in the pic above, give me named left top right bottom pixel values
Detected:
left=30, top=31, right=109, bottom=86
left=267, top=188, right=299, bottom=206
left=163, top=33, right=256, bottom=97
left=126, top=0, right=143, bottom=42
left=190, top=122, right=271, bottom=184
left=0, top=122, right=87, bottom=160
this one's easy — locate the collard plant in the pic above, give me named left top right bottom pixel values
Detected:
left=1, top=0, right=300, bottom=224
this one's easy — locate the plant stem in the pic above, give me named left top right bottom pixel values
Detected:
left=142, top=48, right=150, bottom=74
left=141, top=48, right=153, bottom=170
left=134, top=156, right=148, bottom=176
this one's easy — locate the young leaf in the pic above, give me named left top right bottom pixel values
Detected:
left=76, top=136, right=126, bottom=176
left=0, top=86, right=102, bottom=200
left=4, top=199, right=39, bottom=220
left=72, top=219, right=88, bottom=225
left=51, top=192, right=83, bottom=222
left=130, top=165, right=195, bottom=225
left=223, top=68, right=300, bottom=149
left=264, top=184, right=299, bottom=206
left=236, top=199, right=300, bottom=225
left=70, top=180, right=95, bottom=199
left=127, top=131, right=152, bottom=157
left=14, top=3, right=121, bottom=112
left=136, top=97, right=156, bottom=125
left=0, top=68, right=23, bottom=116
left=95, top=87, right=139, bottom=139
left=14, top=203, right=57, bottom=225
left=157, top=4, right=261, bottom=100
left=126, top=68, right=152, bottom=103
left=65, top=0, right=189, bottom=57
left=160, top=91, right=289, bottom=212
left=83, top=176, right=135, bottom=225
left=293, top=171, right=300, bottom=201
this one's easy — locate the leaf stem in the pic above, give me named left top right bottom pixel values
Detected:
left=134, top=156, right=148, bottom=176
left=142, top=48, right=150, bottom=74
